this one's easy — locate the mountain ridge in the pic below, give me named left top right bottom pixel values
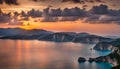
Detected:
left=0, top=28, right=113, bottom=43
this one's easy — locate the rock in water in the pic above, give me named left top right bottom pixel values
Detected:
left=88, top=58, right=95, bottom=62
left=78, top=57, right=86, bottom=62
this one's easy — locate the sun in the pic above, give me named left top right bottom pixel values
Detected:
left=19, top=26, right=32, bottom=30
left=19, top=22, right=34, bottom=30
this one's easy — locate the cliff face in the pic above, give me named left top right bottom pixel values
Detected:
left=93, top=39, right=120, bottom=68
left=93, top=42, right=117, bottom=51
left=94, top=39, right=120, bottom=51
left=108, top=49, right=120, bottom=66
left=73, top=35, right=112, bottom=44
left=94, top=48, right=120, bottom=66
left=39, top=33, right=74, bottom=42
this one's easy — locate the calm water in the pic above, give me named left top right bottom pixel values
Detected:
left=0, top=39, right=112, bottom=69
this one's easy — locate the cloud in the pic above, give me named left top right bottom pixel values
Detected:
left=21, top=9, right=42, bottom=18
left=89, top=4, right=109, bottom=14
left=20, top=17, right=29, bottom=21
left=33, top=0, right=104, bottom=3
left=60, top=16, right=80, bottom=21
left=41, top=16, right=58, bottom=22
left=0, top=0, right=3, bottom=4
left=40, top=7, right=87, bottom=21
left=83, top=15, right=120, bottom=24
left=0, top=0, right=19, bottom=5
left=99, top=15, right=120, bottom=23
left=43, top=7, right=87, bottom=17
left=83, top=14, right=100, bottom=23
left=19, top=7, right=87, bottom=22
left=1, top=4, right=120, bottom=24
left=0, top=9, right=24, bottom=26
left=0, top=9, right=11, bottom=23
left=62, top=0, right=83, bottom=3
left=40, top=4, right=120, bottom=24
left=0, top=15, right=11, bottom=23
left=83, top=4, right=120, bottom=24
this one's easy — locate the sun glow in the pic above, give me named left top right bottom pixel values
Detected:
left=16, top=21, right=120, bottom=36
left=0, top=20, right=119, bottom=36
left=19, top=26, right=33, bottom=30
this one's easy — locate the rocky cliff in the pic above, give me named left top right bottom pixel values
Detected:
left=93, top=39, right=120, bottom=69
left=93, top=42, right=117, bottom=51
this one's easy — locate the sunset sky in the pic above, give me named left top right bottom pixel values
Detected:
left=0, top=0, right=120, bottom=35
left=0, top=0, right=120, bottom=12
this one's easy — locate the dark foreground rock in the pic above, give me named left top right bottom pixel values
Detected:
left=88, top=58, right=95, bottom=62
left=78, top=57, right=86, bottom=62
left=88, top=57, right=107, bottom=62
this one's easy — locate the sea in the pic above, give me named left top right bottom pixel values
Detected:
left=0, top=39, right=112, bottom=69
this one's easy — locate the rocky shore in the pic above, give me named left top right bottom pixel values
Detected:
left=78, top=38, right=120, bottom=69
left=92, top=41, right=120, bottom=68
left=78, top=57, right=86, bottom=62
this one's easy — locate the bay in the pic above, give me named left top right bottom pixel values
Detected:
left=0, top=39, right=112, bottom=69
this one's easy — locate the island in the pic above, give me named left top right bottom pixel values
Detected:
left=0, top=28, right=113, bottom=44
left=78, top=57, right=86, bottom=62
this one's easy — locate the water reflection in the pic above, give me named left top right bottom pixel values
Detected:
left=0, top=40, right=112, bottom=69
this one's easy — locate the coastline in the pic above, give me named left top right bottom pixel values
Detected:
left=81, top=38, right=120, bottom=69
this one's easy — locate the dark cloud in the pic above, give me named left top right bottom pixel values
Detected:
left=20, top=17, right=29, bottom=21
left=40, top=4, right=120, bottom=24
left=32, top=0, right=104, bottom=3
left=62, top=0, right=86, bottom=4
left=83, top=14, right=100, bottom=23
left=43, top=7, right=86, bottom=17
left=89, top=4, right=120, bottom=16
left=0, top=15, right=11, bottom=23
left=20, top=9, right=42, bottom=18
left=62, top=0, right=104, bottom=3
left=89, top=4, right=109, bottom=14
left=32, top=0, right=38, bottom=1
left=27, top=9, right=42, bottom=17
left=0, top=9, right=11, bottom=23
left=83, top=4, right=120, bottom=24
left=83, top=15, right=120, bottom=24
left=0, top=0, right=3, bottom=4
left=41, top=16, right=58, bottom=22
left=95, top=0, right=103, bottom=2
left=17, top=4, right=120, bottom=24
left=62, top=0, right=82, bottom=3
left=60, top=16, right=80, bottom=21
left=0, top=0, right=19, bottom=5
left=40, top=7, right=87, bottom=21
left=99, top=15, right=120, bottom=23
left=1, top=4, right=120, bottom=24
left=0, top=9, right=23, bottom=26
left=19, top=7, right=87, bottom=22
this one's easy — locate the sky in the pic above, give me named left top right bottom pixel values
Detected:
left=0, top=0, right=120, bottom=12
left=0, top=0, right=120, bottom=35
